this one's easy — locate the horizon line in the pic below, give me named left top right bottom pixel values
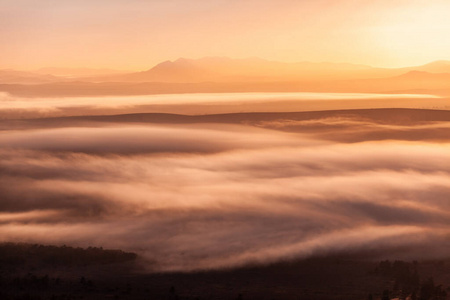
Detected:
left=3, top=56, right=450, bottom=73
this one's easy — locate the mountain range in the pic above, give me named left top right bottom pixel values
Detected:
left=1, top=57, right=450, bottom=96
left=81, top=57, right=450, bottom=83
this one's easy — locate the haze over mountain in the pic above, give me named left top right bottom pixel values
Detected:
left=76, top=57, right=425, bottom=83
left=0, top=69, right=64, bottom=84
left=1, top=57, right=450, bottom=98
left=409, top=60, right=450, bottom=73
left=35, top=67, right=129, bottom=78
left=76, top=57, right=450, bottom=83
left=2, top=58, right=450, bottom=85
left=2, top=58, right=450, bottom=97
left=0, top=68, right=129, bottom=84
left=89, top=57, right=375, bottom=83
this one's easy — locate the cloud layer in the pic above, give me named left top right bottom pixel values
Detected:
left=1, top=113, right=450, bottom=271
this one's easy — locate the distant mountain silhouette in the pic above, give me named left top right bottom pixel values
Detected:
left=35, top=67, right=129, bottom=77
left=0, top=69, right=64, bottom=84
left=393, top=70, right=450, bottom=80
left=366, top=71, right=450, bottom=92
left=83, top=57, right=395, bottom=83
left=3, top=58, right=450, bottom=95
left=78, top=58, right=450, bottom=83
left=407, top=60, right=450, bottom=73
left=119, top=58, right=218, bottom=82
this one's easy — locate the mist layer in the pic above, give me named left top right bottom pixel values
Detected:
left=1, top=109, right=450, bottom=271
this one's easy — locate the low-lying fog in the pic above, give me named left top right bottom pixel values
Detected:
left=1, top=92, right=450, bottom=271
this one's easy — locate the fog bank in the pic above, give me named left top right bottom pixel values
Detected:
left=1, top=114, right=450, bottom=271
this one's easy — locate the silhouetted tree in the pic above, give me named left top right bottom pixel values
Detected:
left=382, top=289, right=390, bottom=300
left=419, top=277, right=435, bottom=300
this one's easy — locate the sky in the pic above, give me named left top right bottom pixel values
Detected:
left=2, top=0, right=450, bottom=70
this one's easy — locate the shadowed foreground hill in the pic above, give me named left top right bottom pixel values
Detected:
left=0, top=243, right=137, bottom=268
left=1, top=243, right=450, bottom=300
left=56, top=108, right=450, bottom=125
left=5, top=107, right=450, bottom=126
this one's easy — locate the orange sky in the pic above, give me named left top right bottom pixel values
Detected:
left=2, top=0, right=450, bottom=70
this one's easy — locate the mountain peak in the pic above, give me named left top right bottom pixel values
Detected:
left=174, top=57, right=191, bottom=63
left=425, top=60, right=450, bottom=65
left=396, top=70, right=450, bottom=80
left=412, top=60, right=450, bottom=73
